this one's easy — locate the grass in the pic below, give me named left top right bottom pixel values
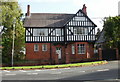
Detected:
left=0, top=60, right=108, bottom=70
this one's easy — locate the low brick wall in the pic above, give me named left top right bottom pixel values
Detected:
left=98, top=48, right=119, bottom=60
left=1, top=60, right=50, bottom=67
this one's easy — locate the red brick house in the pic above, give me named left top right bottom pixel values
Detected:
left=24, top=4, right=97, bottom=64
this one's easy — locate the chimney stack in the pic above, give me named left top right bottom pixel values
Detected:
left=26, top=5, right=30, bottom=17
left=82, top=4, right=87, bottom=15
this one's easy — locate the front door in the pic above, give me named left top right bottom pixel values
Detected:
left=56, top=47, right=62, bottom=59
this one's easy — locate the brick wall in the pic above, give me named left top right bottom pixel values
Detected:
left=26, top=43, right=50, bottom=60
left=98, top=48, right=119, bottom=60
left=25, top=42, right=95, bottom=65
left=69, top=42, right=94, bottom=62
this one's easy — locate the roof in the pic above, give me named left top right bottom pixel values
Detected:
left=96, top=29, right=106, bottom=44
left=24, top=13, right=74, bottom=27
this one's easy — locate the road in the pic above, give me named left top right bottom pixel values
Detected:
left=1, top=60, right=120, bottom=82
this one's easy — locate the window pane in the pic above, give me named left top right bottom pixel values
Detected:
left=72, top=44, right=75, bottom=54
left=56, top=29, right=61, bottom=36
left=77, top=44, right=85, bottom=54
left=33, top=29, right=48, bottom=36
left=42, top=44, right=47, bottom=51
left=74, top=17, right=86, bottom=21
left=74, top=27, right=87, bottom=35
left=34, top=44, right=39, bottom=51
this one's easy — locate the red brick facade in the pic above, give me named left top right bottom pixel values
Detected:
left=25, top=42, right=94, bottom=65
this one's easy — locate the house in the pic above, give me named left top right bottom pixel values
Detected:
left=24, top=4, right=97, bottom=64
left=95, top=28, right=106, bottom=49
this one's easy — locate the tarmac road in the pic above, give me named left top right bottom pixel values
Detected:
left=1, top=60, right=120, bottom=82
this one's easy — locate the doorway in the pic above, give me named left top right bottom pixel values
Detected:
left=56, top=47, right=62, bottom=59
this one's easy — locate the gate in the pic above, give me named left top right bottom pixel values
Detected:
left=102, top=49, right=116, bottom=60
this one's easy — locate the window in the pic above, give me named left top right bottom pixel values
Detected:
left=33, top=29, right=48, bottom=36
left=74, top=17, right=86, bottom=21
left=34, top=44, right=39, bottom=51
left=74, top=27, right=87, bottom=35
left=71, top=44, right=75, bottom=54
left=56, top=29, right=61, bottom=36
left=77, top=44, right=85, bottom=54
left=42, top=44, right=47, bottom=51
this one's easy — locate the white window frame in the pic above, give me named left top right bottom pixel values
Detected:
left=74, top=27, right=87, bottom=35
left=33, top=29, right=48, bottom=36
left=74, top=17, right=86, bottom=21
left=71, top=44, right=75, bottom=54
left=42, top=44, right=47, bottom=51
left=56, top=29, right=61, bottom=36
left=78, top=44, right=86, bottom=54
left=34, top=44, right=39, bottom=52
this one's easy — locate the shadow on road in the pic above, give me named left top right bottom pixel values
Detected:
left=59, top=68, right=120, bottom=81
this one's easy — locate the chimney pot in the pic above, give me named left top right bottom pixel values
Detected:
left=26, top=5, right=30, bottom=17
left=82, top=4, right=87, bottom=15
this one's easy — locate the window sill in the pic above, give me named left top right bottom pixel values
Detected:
left=42, top=50, right=47, bottom=52
left=78, top=53, right=85, bottom=54
left=34, top=51, right=39, bottom=52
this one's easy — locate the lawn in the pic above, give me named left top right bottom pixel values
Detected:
left=1, top=60, right=108, bottom=70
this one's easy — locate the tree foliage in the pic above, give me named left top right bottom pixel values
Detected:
left=1, top=1, right=25, bottom=64
left=104, top=16, right=120, bottom=50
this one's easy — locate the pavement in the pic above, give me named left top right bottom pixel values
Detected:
left=1, top=60, right=120, bottom=82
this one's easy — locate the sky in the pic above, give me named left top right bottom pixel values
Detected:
left=18, top=0, right=120, bottom=31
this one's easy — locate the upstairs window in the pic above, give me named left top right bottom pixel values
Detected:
left=56, top=29, right=61, bottom=36
left=77, top=44, right=85, bottom=54
left=34, top=44, right=39, bottom=51
left=74, top=27, right=87, bottom=35
left=33, top=29, right=48, bottom=36
left=74, top=17, right=86, bottom=21
left=42, top=44, right=47, bottom=51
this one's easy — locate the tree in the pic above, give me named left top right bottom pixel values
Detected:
left=0, top=1, right=25, bottom=64
left=103, top=16, right=120, bottom=50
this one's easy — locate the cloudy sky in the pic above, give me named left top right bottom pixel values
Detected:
left=18, top=0, right=120, bottom=30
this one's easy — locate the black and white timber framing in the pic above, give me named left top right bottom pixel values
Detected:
left=24, top=9, right=97, bottom=43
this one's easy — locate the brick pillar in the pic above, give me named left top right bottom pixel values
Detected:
left=98, top=48, right=102, bottom=60
left=66, top=53, right=70, bottom=64
left=65, top=44, right=70, bottom=64
left=116, top=48, right=119, bottom=60
left=55, top=54, right=59, bottom=64
left=86, top=44, right=90, bottom=58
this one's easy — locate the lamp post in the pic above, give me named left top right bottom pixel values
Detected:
left=11, top=19, right=16, bottom=67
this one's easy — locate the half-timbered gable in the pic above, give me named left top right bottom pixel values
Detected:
left=65, top=9, right=96, bottom=42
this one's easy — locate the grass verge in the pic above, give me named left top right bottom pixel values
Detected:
left=0, top=60, right=108, bottom=70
